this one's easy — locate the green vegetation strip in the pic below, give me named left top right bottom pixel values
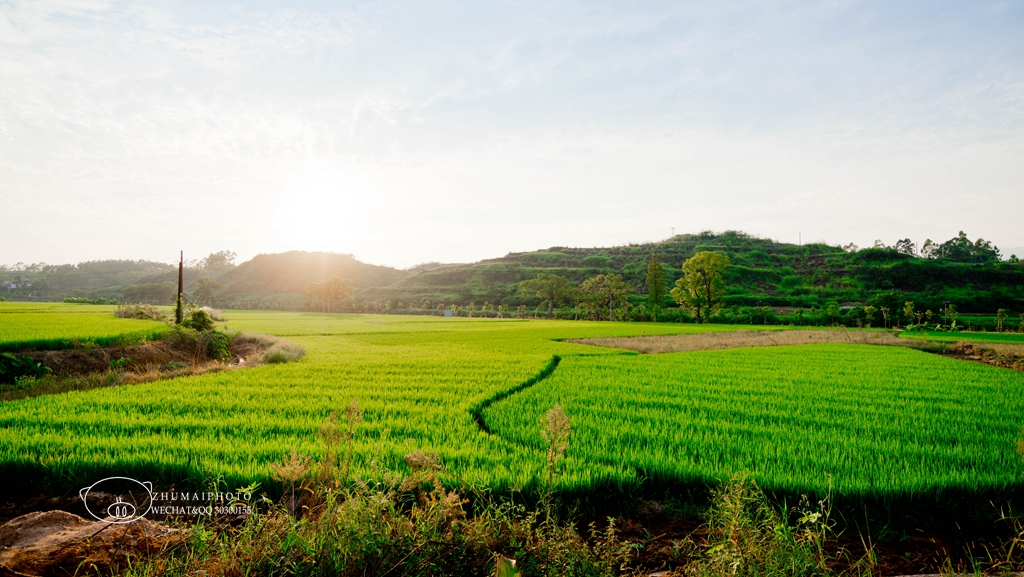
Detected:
left=0, top=311, right=1021, bottom=509
left=469, top=355, right=561, bottom=434
left=482, top=344, right=1024, bottom=497
left=0, top=303, right=168, bottom=351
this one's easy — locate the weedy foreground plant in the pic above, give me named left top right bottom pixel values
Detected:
left=120, top=405, right=883, bottom=577
left=124, top=403, right=639, bottom=577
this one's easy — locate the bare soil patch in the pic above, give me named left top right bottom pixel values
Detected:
left=569, top=329, right=913, bottom=354
left=0, top=510, right=181, bottom=576
left=570, top=329, right=1024, bottom=373
left=939, top=342, right=1024, bottom=371
left=2, top=332, right=304, bottom=402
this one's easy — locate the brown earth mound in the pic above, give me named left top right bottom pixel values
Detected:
left=941, top=342, right=1024, bottom=371
left=569, top=329, right=912, bottom=354
left=3, top=332, right=304, bottom=402
left=570, top=329, right=1024, bottom=373
left=24, top=339, right=197, bottom=376
left=0, top=511, right=180, bottom=576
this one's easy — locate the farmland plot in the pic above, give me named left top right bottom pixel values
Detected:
left=0, top=310, right=1021, bottom=506
left=0, top=303, right=167, bottom=351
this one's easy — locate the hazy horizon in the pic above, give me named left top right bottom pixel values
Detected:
left=3, top=1, right=1023, bottom=269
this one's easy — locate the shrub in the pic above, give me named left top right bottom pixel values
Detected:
left=201, top=306, right=225, bottom=321
left=679, top=476, right=842, bottom=576
left=201, top=330, right=231, bottom=361
left=262, top=341, right=306, bottom=364
left=0, top=353, right=51, bottom=385
left=183, top=310, right=215, bottom=332
left=64, top=297, right=118, bottom=305
left=115, top=304, right=168, bottom=322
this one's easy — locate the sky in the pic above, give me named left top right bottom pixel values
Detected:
left=2, top=0, right=1023, bottom=269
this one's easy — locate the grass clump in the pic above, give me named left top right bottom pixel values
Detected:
left=115, top=303, right=168, bottom=322
left=677, top=476, right=856, bottom=577
left=234, top=332, right=307, bottom=364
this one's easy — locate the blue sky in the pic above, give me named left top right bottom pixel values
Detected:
left=2, top=1, right=1023, bottom=267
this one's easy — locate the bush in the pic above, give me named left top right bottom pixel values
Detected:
left=0, top=353, right=51, bottom=385
left=182, top=310, right=215, bottom=332
left=201, top=330, right=231, bottom=361
left=115, top=304, right=168, bottom=322
left=262, top=340, right=306, bottom=364
left=200, top=306, right=225, bottom=321
left=64, top=297, right=118, bottom=305
left=166, top=325, right=199, bottom=350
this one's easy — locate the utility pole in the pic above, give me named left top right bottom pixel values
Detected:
left=175, top=251, right=184, bottom=325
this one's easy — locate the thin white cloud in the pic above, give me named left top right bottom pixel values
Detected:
left=1, top=0, right=1022, bottom=267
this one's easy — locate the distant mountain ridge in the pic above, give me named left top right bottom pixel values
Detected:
left=2, top=232, right=1022, bottom=313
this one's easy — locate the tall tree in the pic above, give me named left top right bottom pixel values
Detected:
left=925, top=231, right=1001, bottom=263
left=645, top=253, right=666, bottom=322
left=193, top=276, right=221, bottom=307
left=305, top=275, right=352, bottom=313
left=519, top=273, right=576, bottom=318
left=577, top=274, right=633, bottom=321
left=894, top=239, right=915, bottom=255
left=201, top=250, right=237, bottom=270
left=670, top=251, right=731, bottom=323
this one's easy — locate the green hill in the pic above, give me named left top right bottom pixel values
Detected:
left=359, top=231, right=1024, bottom=316
left=3, top=232, right=1022, bottom=319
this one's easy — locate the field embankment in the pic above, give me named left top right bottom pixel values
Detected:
left=568, top=328, right=911, bottom=354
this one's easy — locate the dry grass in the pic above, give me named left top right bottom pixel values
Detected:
left=569, top=329, right=914, bottom=354
left=2, top=332, right=305, bottom=402
left=967, top=342, right=1024, bottom=356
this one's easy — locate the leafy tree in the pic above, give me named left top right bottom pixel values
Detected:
left=996, top=309, right=1009, bottom=332
left=920, top=238, right=937, bottom=258
left=894, top=239, right=915, bottom=256
left=577, top=274, right=633, bottom=321
left=925, top=231, right=1000, bottom=263
left=866, top=290, right=905, bottom=328
left=305, top=275, right=352, bottom=313
left=201, top=250, right=237, bottom=270
left=826, top=303, right=840, bottom=326
left=193, top=276, right=221, bottom=307
left=519, top=273, right=576, bottom=318
left=646, top=253, right=666, bottom=322
left=122, top=281, right=177, bottom=305
left=863, top=305, right=877, bottom=327
left=670, top=251, right=731, bottom=324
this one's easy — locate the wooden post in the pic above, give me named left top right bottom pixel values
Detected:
left=175, top=251, right=184, bottom=324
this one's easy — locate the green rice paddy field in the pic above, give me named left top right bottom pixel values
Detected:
left=1, top=303, right=1023, bottom=511
left=0, top=302, right=167, bottom=351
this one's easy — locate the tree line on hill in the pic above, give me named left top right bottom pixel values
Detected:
left=366, top=230, right=1023, bottom=318
left=303, top=248, right=1023, bottom=332
left=2, top=231, right=1022, bottom=328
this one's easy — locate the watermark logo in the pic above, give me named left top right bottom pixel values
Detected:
left=79, top=477, right=153, bottom=524
left=80, top=477, right=255, bottom=523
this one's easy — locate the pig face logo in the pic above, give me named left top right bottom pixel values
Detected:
left=79, top=477, right=153, bottom=524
